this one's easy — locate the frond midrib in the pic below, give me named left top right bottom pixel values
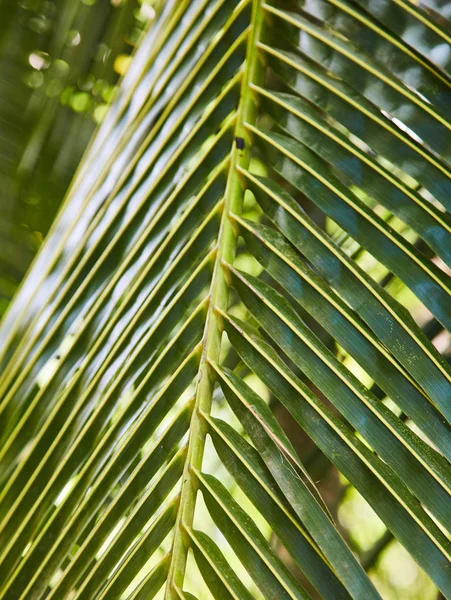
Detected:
left=164, top=1, right=265, bottom=596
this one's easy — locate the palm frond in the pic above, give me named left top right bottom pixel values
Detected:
left=0, top=0, right=450, bottom=598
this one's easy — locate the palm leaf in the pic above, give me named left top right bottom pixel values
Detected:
left=0, top=0, right=450, bottom=598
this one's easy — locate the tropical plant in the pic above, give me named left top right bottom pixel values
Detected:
left=0, top=0, right=450, bottom=598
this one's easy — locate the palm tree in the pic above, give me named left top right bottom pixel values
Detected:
left=0, top=0, right=450, bottom=598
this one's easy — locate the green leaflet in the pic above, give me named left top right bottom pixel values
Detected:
left=227, top=265, right=451, bottom=529
left=205, top=415, right=350, bottom=599
left=220, top=315, right=451, bottom=595
left=302, top=0, right=451, bottom=118
left=260, top=44, right=451, bottom=211
left=264, top=4, right=451, bottom=160
left=240, top=171, right=451, bottom=419
left=195, top=469, right=311, bottom=600
left=123, top=555, right=171, bottom=600
left=257, top=87, right=451, bottom=265
left=87, top=501, right=179, bottom=600
left=231, top=215, right=451, bottom=459
left=213, top=361, right=381, bottom=599
left=189, top=529, right=255, bottom=600
left=252, top=126, right=451, bottom=329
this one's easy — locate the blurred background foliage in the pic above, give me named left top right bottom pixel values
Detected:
left=0, top=1, right=449, bottom=598
left=0, top=0, right=163, bottom=315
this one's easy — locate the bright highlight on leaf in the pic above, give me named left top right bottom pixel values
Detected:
left=0, top=0, right=450, bottom=599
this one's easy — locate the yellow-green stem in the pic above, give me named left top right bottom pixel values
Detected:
left=165, top=0, right=265, bottom=596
